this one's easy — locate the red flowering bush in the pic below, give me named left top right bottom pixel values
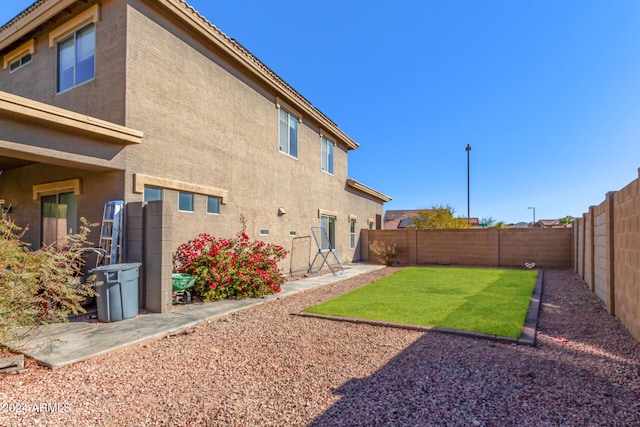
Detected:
left=173, top=230, right=288, bottom=301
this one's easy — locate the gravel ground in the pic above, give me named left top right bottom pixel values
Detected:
left=1, top=268, right=639, bottom=426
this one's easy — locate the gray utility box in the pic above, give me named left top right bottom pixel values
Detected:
left=91, top=263, right=142, bottom=322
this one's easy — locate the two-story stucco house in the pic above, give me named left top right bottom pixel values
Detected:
left=0, top=0, right=390, bottom=312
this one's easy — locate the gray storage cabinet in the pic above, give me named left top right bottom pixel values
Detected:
left=91, top=263, right=142, bottom=322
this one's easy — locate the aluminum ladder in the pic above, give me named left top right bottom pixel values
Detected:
left=98, top=200, right=124, bottom=265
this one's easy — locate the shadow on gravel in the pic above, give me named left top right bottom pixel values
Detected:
left=308, top=274, right=640, bottom=426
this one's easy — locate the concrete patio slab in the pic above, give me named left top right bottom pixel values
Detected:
left=7, top=263, right=385, bottom=369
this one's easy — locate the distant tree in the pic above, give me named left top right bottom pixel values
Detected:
left=410, top=204, right=470, bottom=229
left=480, top=216, right=506, bottom=228
left=560, top=216, right=573, bottom=227
left=481, top=217, right=496, bottom=227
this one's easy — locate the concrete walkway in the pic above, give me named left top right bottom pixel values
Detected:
left=9, top=263, right=385, bottom=369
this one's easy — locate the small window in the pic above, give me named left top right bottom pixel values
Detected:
left=178, top=192, right=194, bottom=212
left=144, top=186, right=163, bottom=202
left=9, top=53, right=31, bottom=73
left=260, top=229, right=270, bottom=236
left=278, top=108, right=298, bottom=158
left=57, top=23, right=95, bottom=92
left=289, top=230, right=297, bottom=236
left=320, top=215, right=336, bottom=250
left=207, top=196, right=220, bottom=214
left=368, top=220, right=374, bottom=230
left=350, top=219, right=356, bottom=249
left=321, top=137, right=334, bottom=174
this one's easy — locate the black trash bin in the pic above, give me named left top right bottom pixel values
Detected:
left=91, top=263, right=141, bottom=322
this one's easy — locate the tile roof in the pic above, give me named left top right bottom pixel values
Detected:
left=0, top=0, right=43, bottom=33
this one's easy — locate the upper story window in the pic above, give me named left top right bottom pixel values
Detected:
left=49, top=4, right=100, bottom=93
left=57, top=23, right=95, bottom=93
left=321, top=137, right=334, bottom=174
left=3, top=39, right=35, bottom=73
left=9, top=53, right=32, bottom=72
left=279, top=108, right=298, bottom=158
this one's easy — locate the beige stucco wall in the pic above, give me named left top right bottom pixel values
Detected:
left=0, top=0, right=385, bottom=264
left=0, top=164, right=124, bottom=248
left=0, top=0, right=127, bottom=125
left=122, top=0, right=384, bottom=263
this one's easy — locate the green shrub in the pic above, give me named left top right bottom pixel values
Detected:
left=0, top=215, right=98, bottom=345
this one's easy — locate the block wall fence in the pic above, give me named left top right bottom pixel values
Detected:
left=573, top=168, right=640, bottom=341
left=361, top=228, right=573, bottom=270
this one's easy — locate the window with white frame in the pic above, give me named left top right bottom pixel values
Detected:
left=278, top=108, right=298, bottom=158
left=3, top=39, right=35, bottom=73
left=9, top=53, right=31, bottom=72
left=320, top=214, right=336, bottom=250
left=321, top=137, right=334, bottom=174
left=178, top=192, right=194, bottom=212
left=57, top=23, right=95, bottom=92
left=207, top=196, right=220, bottom=214
left=349, top=218, right=356, bottom=249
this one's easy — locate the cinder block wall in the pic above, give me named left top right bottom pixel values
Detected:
left=364, top=228, right=572, bottom=269
left=613, top=176, right=640, bottom=339
left=574, top=169, right=640, bottom=341
left=416, top=229, right=499, bottom=266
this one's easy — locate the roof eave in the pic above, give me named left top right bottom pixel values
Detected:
left=0, top=90, right=144, bottom=145
left=347, top=178, right=391, bottom=203
left=0, top=0, right=359, bottom=150
left=0, top=0, right=78, bottom=51
left=156, top=0, right=359, bottom=150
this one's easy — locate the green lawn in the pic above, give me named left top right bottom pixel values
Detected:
left=303, top=266, right=538, bottom=338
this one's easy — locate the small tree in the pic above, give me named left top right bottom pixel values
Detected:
left=0, top=213, right=98, bottom=345
left=411, top=204, right=470, bottom=229
left=481, top=216, right=506, bottom=228
left=560, top=216, right=573, bottom=227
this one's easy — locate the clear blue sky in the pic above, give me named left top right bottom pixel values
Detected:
left=3, top=1, right=640, bottom=223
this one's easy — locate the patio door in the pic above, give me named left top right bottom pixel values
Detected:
left=41, top=192, right=77, bottom=246
left=320, top=214, right=336, bottom=250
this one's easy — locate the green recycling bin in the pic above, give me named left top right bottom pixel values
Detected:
left=91, top=263, right=141, bottom=322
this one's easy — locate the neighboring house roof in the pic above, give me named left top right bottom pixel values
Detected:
left=346, top=178, right=391, bottom=203
left=0, top=0, right=359, bottom=152
left=384, top=210, right=422, bottom=222
left=383, top=211, right=478, bottom=229
left=398, top=217, right=416, bottom=228
left=383, top=218, right=402, bottom=230
left=536, top=219, right=573, bottom=228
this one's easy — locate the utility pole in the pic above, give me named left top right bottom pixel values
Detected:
left=466, top=144, right=471, bottom=225
left=528, top=206, right=536, bottom=225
